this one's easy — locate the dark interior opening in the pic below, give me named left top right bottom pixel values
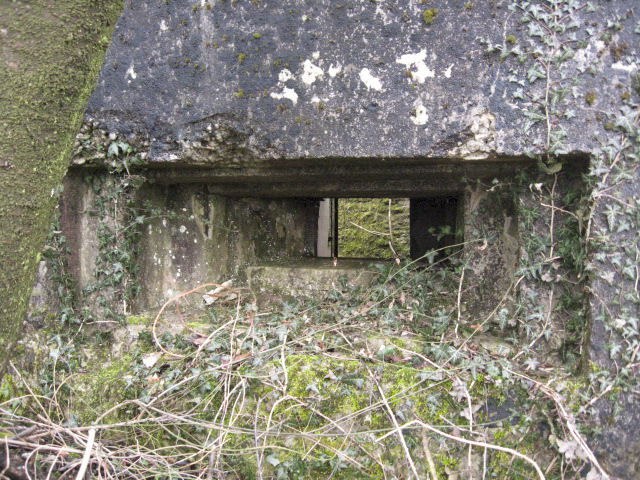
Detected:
left=410, top=196, right=460, bottom=260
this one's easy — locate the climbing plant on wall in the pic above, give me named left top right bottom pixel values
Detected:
left=494, top=1, right=639, bottom=476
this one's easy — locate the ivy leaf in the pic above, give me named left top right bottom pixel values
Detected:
left=527, top=22, right=545, bottom=37
left=601, top=271, right=615, bottom=284
left=107, top=142, right=120, bottom=158
left=622, top=264, right=635, bottom=280
left=509, top=75, right=525, bottom=86
left=524, top=109, right=546, bottom=122
left=513, top=88, right=525, bottom=99
left=306, top=382, right=320, bottom=394
left=613, top=168, right=633, bottom=183
left=611, top=254, right=622, bottom=268
left=527, top=4, right=543, bottom=20
left=121, top=142, right=133, bottom=154
left=614, top=106, right=637, bottom=134
left=567, top=19, right=581, bottom=31
left=617, top=219, right=631, bottom=233
left=531, top=46, right=544, bottom=58
left=524, top=357, right=539, bottom=370
left=550, top=86, right=568, bottom=106
left=526, top=65, right=546, bottom=83
left=547, top=162, right=563, bottom=174
left=605, top=204, right=621, bottom=232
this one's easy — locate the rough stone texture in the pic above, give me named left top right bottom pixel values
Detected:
left=463, top=180, right=519, bottom=323
left=586, top=143, right=640, bottom=480
left=135, top=184, right=231, bottom=308
left=25, top=261, right=58, bottom=327
left=83, top=0, right=625, bottom=166
left=591, top=391, right=640, bottom=478
left=60, top=173, right=102, bottom=292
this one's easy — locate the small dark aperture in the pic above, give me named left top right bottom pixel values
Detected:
left=410, top=196, right=459, bottom=260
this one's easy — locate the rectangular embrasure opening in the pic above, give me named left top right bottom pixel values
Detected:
left=316, top=196, right=462, bottom=260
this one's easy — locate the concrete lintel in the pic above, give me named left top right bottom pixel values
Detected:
left=109, top=156, right=543, bottom=197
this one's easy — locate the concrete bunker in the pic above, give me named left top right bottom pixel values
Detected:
left=48, top=155, right=558, bottom=312
left=14, top=0, right=639, bottom=473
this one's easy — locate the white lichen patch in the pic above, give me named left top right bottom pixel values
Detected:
left=301, top=60, right=324, bottom=85
left=444, top=64, right=454, bottom=78
left=125, top=65, right=137, bottom=80
left=573, top=41, right=601, bottom=73
left=359, top=68, right=382, bottom=91
left=270, top=87, right=299, bottom=104
left=328, top=64, right=342, bottom=77
left=396, top=49, right=434, bottom=84
left=410, top=105, right=429, bottom=125
left=611, top=61, right=637, bottom=72
left=278, top=69, right=293, bottom=82
left=450, top=108, right=497, bottom=160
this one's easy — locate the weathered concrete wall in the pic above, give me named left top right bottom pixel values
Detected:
left=135, top=184, right=232, bottom=307
left=463, top=180, right=519, bottom=322
left=586, top=132, right=640, bottom=478
left=52, top=177, right=317, bottom=310
left=83, top=0, right=632, bottom=165
left=247, top=258, right=379, bottom=301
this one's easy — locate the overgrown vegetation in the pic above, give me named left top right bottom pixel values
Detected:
left=1, top=256, right=604, bottom=479
left=43, top=138, right=178, bottom=327
left=0, top=0, right=125, bottom=378
left=500, top=0, right=640, bottom=414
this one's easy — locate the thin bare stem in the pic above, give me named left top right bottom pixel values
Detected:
left=378, top=420, right=546, bottom=480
